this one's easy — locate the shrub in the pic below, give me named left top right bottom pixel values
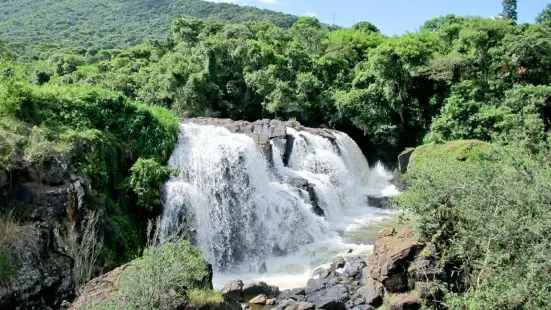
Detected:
left=130, top=158, right=173, bottom=212
left=395, top=144, right=551, bottom=308
left=82, top=240, right=210, bottom=310
left=188, top=289, right=224, bottom=308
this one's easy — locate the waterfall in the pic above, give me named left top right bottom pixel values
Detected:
left=161, top=122, right=396, bottom=273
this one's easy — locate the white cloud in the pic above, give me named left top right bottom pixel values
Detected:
left=305, top=11, right=317, bottom=17
left=258, top=0, right=280, bottom=5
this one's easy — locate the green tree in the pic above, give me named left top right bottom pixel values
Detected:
left=501, top=0, right=518, bottom=21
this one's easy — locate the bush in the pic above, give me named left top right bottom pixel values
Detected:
left=188, top=289, right=224, bottom=308
left=395, top=144, right=551, bottom=308
left=82, top=240, right=210, bottom=310
left=130, top=158, right=174, bottom=212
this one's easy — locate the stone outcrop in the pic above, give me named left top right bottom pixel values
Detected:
left=229, top=225, right=442, bottom=310
left=186, top=118, right=338, bottom=165
left=368, top=226, right=423, bottom=293
left=0, top=157, right=103, bottom=310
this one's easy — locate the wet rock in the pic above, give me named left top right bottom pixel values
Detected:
left=332, top=256, right=346, bottom=269
left=344, top=262, right=366, bottom=279
left=258, top=261, right=268, bottom=274
left=367, top=196, right=391, bottom=209
left=249, top=294, right=268, bottom=304
left=305, top=278, right=326, bottom=294
left=356, top=279, right=383, bottom=307
left=287, top=176, right=324, bottom=217
left=313, top=267, right=331, bottom=279
left=222, top=280, right=244, bottom=300
left=306, top=284, right=349, bottom=309
left=243, top=281, right=279, bottom=300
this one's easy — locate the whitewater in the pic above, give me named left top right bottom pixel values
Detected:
left=161, top=122, right=398, bottom=289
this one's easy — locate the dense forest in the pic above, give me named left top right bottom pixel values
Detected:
left=2, top=0, right=551, bottom=309
left=0, top=0, right=299, bottom=50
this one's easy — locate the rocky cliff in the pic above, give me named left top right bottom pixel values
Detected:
left=0, top=157, right=103, bottom=310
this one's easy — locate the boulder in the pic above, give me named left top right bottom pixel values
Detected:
left=398, top=149, right=414, bottom=173
left=222, top=280, right=244, bottom=301
left=306, top=284, right=349, bottom=309
left=367, top=196, right=391, bottom=209
left=305, top=278, right=327, bottom=295
left=313, top=298, right=346, bottom=310
left=242, top=281, right=279, bottom=300
left=266, top=298, right=277, bottom=305
left=287, top=176, right=324, bottom=217
left=296, top=302, right=315, bottom=310
left=249, top=294, right=268, bottom=304
left=70, top=264, right=130, bottom=310
left=344, top=262, right=366, bottom=280
left=332, top=256, right=346, bottom=269
left=355, top=279, right=383, bottom=307
left=367, top=226, right=422, bottom=293
left=313, top=267, right=331, bottom=279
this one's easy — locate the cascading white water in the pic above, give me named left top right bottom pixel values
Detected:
left=161, top=122, right=398, bottom=285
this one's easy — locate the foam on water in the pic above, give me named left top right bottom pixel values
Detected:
left=161, top=123, right=398, bottom=288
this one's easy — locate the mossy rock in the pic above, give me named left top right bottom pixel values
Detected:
left=408, top=140, right=493, bottom=170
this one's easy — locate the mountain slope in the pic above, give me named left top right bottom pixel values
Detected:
left=0, top=0, right=298, bottom=49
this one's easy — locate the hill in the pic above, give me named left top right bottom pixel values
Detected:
left=0, top=0, right=298, bottom=50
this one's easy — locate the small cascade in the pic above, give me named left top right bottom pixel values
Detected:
left=161, top=121, right=397, bottom=275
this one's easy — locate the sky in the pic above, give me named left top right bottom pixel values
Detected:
left=205, top=0, right=550, bottom=35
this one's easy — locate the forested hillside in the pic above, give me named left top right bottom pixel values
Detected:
left=0, top=0, right=298, bottom=50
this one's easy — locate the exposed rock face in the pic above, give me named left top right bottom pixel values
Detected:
left=397, top=149, right=414, bottom=173
left=0, top=158, right=102, bottom=310
left=368, top=226, right=422, bottom=293
left=187, top=118, right=338, bottom=165
left=69, top=264, right=129, bottom=310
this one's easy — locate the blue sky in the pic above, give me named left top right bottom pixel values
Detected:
left=206, top=0, right=550, bottom=35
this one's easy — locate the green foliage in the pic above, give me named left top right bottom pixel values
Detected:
left=501, top=0, right=518, bottom=21
left=0, top=0, right=298, bottom=52
left=188, top=289, right=224, bottom=308
left=0, top=57, right=179, bottom=265
left=396, top=144, right=551, bottom=309
left=84, top=240, right=210, bottom=310
left=130, top=158, right=173, bottom=212
left=0, top=253, right=16, bottom=285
